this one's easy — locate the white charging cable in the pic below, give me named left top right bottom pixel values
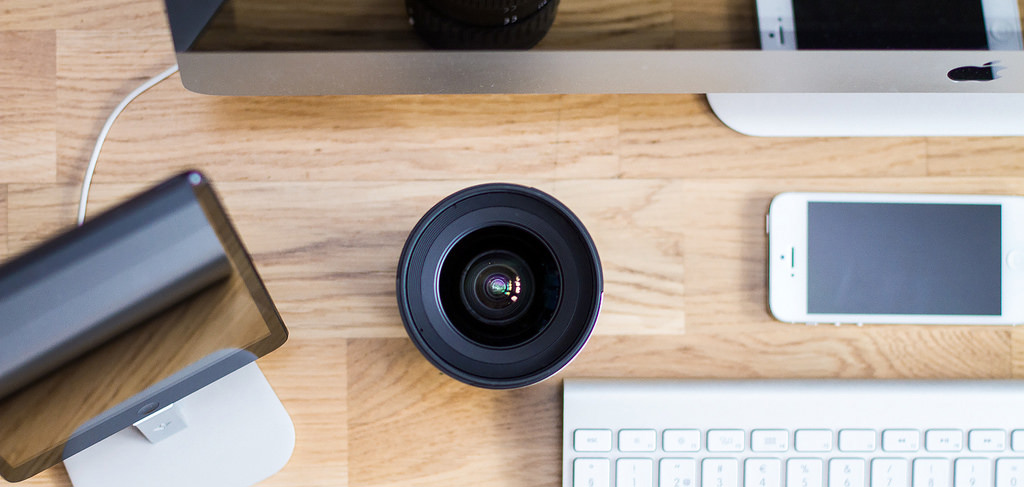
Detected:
left=76, top=64, right=180, bottom=226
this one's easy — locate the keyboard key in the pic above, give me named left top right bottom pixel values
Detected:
left=925, top=430, right=963, bottom=452
left=707, top=430, right=745, bottom=452
left=955, top=459, right=992, bottom=487
left=574, top=458, right=610, bottom=487
left=574, top=429, right=612, bottom=452
left=665, top=430, right=701, bottom=452
left=969, top=430, right=1007, bottom=452
left=1013, top=431, right=1024, bottom=452
left=661, top=459, right=697, bottom=487
left=795, top=430, right=832, bottom=452
left=883, top=430, right=921, bottom=452
left=618, top=459, right=654, bottom=487
left=620, top=430, right=657, bottom=452
left=872, top=458, right=909, bottom=487
left=703, top=459, right=739, bottom=487
left=830, top=458, right=866, bottom=487
left=997, top=458, right=1024, bottom=487
left=839, top=430, right=877, bottom=452
left=914, top=459, right=951, bottom=487
left=751, top=430, right=789, bottom=452
left=787, top=459, right=823, bottom=487
left=745, top=458, right=782, bottom=487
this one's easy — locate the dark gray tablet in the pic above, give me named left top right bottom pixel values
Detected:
left=0, top=171, right=288, bottom=482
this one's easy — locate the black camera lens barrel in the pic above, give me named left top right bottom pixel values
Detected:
left=406, top=0, right=560, bottom=49
left=397, top=183, right=602, bottom=389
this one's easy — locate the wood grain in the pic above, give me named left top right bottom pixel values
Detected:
left=4, top=0, right=1024, bottom=485
left=617, top=95, right=929, bottom=178
left=6, top=185, right=85, bottom=255
left=53, top=0, right=167, bottom=31
left=0, top=31, right=56, bottom=183
left=348, top=338, right=563, bottom=487
left=257, top=337, right=348, bottom=487
left=1014, top=328, right=1024, bottom=377
left=0, top=1, right=55, bottom=30
left=55, top=29, right=177, bottom=185
left=926, top=137, right=1024, bottom=176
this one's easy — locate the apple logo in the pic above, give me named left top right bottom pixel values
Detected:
left=947, top=62, right=1003, bottom=82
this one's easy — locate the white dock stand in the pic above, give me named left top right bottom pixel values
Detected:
left=63, top=362, right=294, bottom=487
left=707, top=93, right=1024, bottom=136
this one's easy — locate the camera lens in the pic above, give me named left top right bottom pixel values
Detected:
left=397, top=183, right=602, bottom=389
left=405, top=0, right=560, bottom=49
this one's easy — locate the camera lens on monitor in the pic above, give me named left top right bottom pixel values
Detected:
left=405, top=0, right=560, bottom=49
left=397, top=183, right=602, bottom=389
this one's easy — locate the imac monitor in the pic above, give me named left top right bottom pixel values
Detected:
left=163, top=0, right=1023, bottom=95
left=0, top=172, right=293, bottom=486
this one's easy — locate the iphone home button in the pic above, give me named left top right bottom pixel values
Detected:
left=1008, top=250, right=1024, bottom=270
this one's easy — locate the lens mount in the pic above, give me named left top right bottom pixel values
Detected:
left=397, top=183, right=602, bottom=389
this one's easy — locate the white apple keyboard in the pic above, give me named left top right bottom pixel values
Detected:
left=563, top=379, right=1024, bottom=487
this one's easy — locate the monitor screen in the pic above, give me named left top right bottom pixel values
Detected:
left=164, top=0, right=1024, bottom=94
left=0, top=173, right=288, bottom=482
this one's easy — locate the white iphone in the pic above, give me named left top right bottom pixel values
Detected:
left=767, top=192, right=1024, bottom=325
left=757, top=0, right=1023, bottom=51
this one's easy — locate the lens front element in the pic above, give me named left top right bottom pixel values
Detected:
left=440, top=226, right=558, bottom=348
left=461, top=250, right=535, bottom=325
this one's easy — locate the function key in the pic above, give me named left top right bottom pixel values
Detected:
left=795, top=430, right=833, bottom=452
left=664, top=429, right=701, bottom=452
left=925, top=430, right=963, bottom=452
left=619, top=429, right=657, bottom=452
left=882, top=429, right=920, bottom=452
left=751, top=430, right=790, bottom=452
left=969, top=429, right=1007, bottom=452
left=707, top=430, right=745, bottom=452
left=838, top=429, right=876, bottom=452
left=574, top=429, right=612, bottom=452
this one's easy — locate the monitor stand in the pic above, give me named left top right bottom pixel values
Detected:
left=63, top=362, right=294, bottom=487
left=706, top=93, right=1024, bottom=136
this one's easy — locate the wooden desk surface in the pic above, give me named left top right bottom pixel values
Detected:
left=3, top=1, right=1024, bottom=486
